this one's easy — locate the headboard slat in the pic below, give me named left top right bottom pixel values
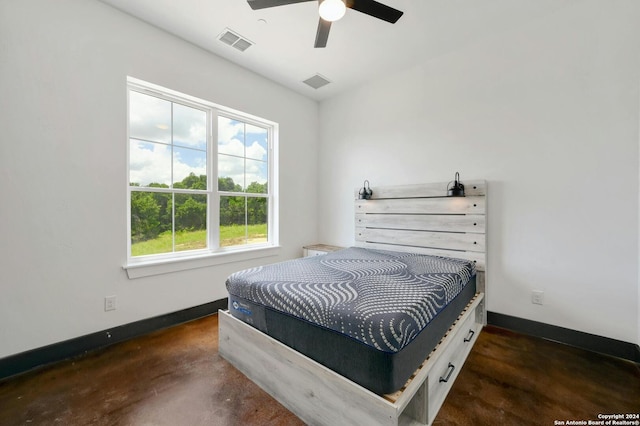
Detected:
left=355, top=213, right=485, bottom=234
left=356, top=228, right=485, bottom=252
left=353, top=180, right=486, bottom=199
left=355, top=196, right=485, bottom=215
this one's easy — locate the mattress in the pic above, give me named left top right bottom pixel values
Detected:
left=226, top=246, right=476, bottom=395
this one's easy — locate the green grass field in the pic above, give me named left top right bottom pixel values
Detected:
left=131, top=224, right=267, bottom=256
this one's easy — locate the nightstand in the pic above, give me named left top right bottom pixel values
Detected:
left=303, top=244, right=344, bottom=257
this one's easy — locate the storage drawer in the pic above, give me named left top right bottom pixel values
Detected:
left=427, top=306, right=481, bottom=424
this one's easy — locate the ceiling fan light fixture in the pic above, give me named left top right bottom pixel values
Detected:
left=319, top=0, right=346, bottom=22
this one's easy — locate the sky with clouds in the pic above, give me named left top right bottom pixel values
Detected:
left=129, top=91, right=268, bottom=190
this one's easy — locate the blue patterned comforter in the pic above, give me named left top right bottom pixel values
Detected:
left=226, top=246, right=475, bottom=353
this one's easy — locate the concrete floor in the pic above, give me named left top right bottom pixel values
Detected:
left=0, top=314, right=638, bottom=425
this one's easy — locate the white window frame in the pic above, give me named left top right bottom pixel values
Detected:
left=124, top=77, right=279, bottom=279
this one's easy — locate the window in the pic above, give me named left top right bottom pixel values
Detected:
left=127, top=78, right=276, bottom=265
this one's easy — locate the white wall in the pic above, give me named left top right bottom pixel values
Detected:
left=0, top=0, right=318, bottom=358
left=318, top=1, right=640, bottom=344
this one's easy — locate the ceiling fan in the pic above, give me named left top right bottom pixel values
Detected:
left=246, top=0, right=403, bottom=48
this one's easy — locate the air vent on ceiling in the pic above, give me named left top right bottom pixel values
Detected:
left=303, top=74, right=331, bottom=90
left=218, top=28, right=253, bottom=52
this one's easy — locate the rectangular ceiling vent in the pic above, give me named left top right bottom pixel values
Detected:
left=303, top=74, right=331, bottom=90
left=218, top=28, right=253, bottom=52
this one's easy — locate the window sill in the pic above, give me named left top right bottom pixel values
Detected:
left=123, top=246, right=280, bottom=279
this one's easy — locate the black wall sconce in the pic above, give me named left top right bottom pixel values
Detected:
left=359, top=180, right=373, bottom=200
left=447, top=172, right=465, bottom=197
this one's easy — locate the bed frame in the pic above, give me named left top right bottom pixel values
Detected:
left=219, top=180, right=487, bottom=426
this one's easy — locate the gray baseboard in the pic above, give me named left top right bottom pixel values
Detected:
left=488, top=311, right=640, bottom=363
left=0, top=299, right=228, bottom=381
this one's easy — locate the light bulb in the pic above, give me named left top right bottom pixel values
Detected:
left=319, top=0, right=346, bottom=22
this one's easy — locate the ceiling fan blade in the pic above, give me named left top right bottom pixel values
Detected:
left=314, top=18, right=331, bottom=48
left=247, top=0, right=314, bottom=10
left=347, top=0, right=403, bottom=23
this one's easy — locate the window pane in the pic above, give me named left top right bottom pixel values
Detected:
left=130, top=191, right=172, bottom=256
left=129, top=91, right=171, bottom=144
left=175, top=194, right=207, bottom=252
left=218, top=154, right=244, bottom=191
left=245, top=124, right=268, bottom=161
left=173, top=103, right=206, bottom=150
left=218, top=116, right=244, bottom=156
left=245, top=159, right=268, bottom=193
left=173, top=146, right=206, bottom=188
left=220, top=196, right=246, bottom=247
left=129, top=140, right=171, bottom=187
left=247, top=197, right=268, bottom=245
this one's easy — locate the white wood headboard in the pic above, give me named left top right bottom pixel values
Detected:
left=354, top=180, right=487, bottom=295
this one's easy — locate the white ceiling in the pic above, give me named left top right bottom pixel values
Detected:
left=98, top=0, right=571, bottom=101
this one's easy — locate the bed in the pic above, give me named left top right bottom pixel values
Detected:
left=219, top=180, right=487, bottom=426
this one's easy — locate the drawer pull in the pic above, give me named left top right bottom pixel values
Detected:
left=463, top=329, right=475, bottom=343
left=439, top=363, right=456, bottom=383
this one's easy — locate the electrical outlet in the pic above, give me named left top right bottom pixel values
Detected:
left=531, top=290, right=544, bottom=305
left=105, top=296, right=117, bottom=311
